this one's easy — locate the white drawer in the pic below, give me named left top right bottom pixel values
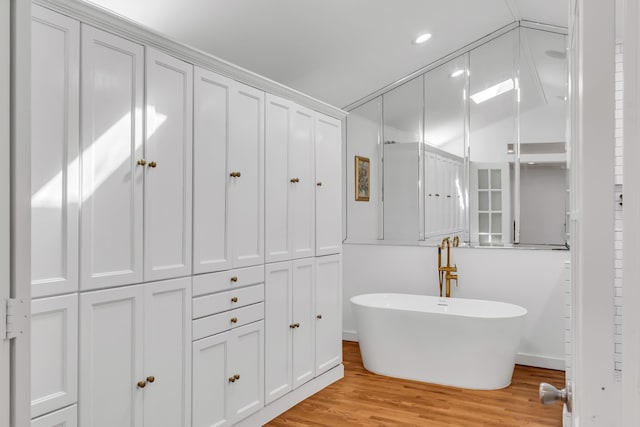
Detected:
left=192, top=265, right=264, bottom=297
left=192, top=283, right=264, bottom=319
left=193, top=302, right=264, bottom=340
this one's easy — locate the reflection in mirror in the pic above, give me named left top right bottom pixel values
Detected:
left=518, top=28, right=568, bottom=245
left=469, top=30, right=516, bottom=246
left=424, top=55, right=467, bottom=241
left=382, top=76, right=423, bottom=240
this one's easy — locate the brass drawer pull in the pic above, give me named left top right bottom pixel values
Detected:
left=229, top=171, right=241, bottom=178
left=137, top=159, right=146, bottom=166
left=230, top=317, right=238, bottom=324
left=316, top=314, right=322, bottom=319
left=137, top=380, right=146, bottom=388
left=316, top=182, right=322, bottom=186
left=234, top=374, right=240, bottom=380
left=230, top=276, right=238, bottom=283
left=231, top=297, right=238, bottom=303
left=148, top=161, right=157, bottom=168
left=146, top=376, right=155, bottom=383
left=290, top=178, right=300, bottom=183
left=228, top=376, right=236, bottom=383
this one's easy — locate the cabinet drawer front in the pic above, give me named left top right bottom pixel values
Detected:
left=193, top=283, right=264, bottom=319
left=192, top=266, right=264, bottom=297
left=193, top=303, right=264, bottom=340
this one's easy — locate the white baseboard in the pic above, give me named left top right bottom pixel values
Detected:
left=516, top=352, right=565, bottom=371
left=342, top=330, right=358, bottom=342
left=235, top=364, right=344, bottom=427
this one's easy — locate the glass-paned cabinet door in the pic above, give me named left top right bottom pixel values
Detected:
left=470, top=163, right=510, bottom=245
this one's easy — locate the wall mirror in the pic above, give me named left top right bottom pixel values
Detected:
left=345, top=23, right=568, bottom=248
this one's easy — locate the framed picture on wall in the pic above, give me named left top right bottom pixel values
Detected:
left=355, top=156, right=370, bottom=201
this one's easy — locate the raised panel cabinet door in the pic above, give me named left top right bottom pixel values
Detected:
left=228, top=84, right=264, bottom=268
left=315, top=255, right=342, bottom=376
left=193, top=67, right=233, bottom=274
left=228, top=321, right=264, bottom=423
left=315, top=115, right=342, bottom=256
left=80, top=25, right=144, bottom=290
left=144, top=48, right=193, bottom=281
left=264, top=262, right=293, bottom=404
left=142, top=277, right=191, bottom=427
left=265, top=94, right=292, bottom=263
left=31, top=404, right=77, bottom=427
left=31, top=294, right=78, bottom=418
left=292, top=258, right=315, bottom=388
left=192, top=332, right=232, bottom=427
left=31, top=6, right=79, bottom=298
left=80, top=285, right=144, bottom=427
left=289, top=106, right=316, bottom=259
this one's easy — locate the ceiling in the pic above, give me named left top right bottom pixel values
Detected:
left=84, top=0, right=570, bottom=109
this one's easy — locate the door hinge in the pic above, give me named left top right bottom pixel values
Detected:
left=2, top=298, right=28, bottom=340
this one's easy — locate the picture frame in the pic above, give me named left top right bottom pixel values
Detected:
left=354, top=156, right=370, bottom=201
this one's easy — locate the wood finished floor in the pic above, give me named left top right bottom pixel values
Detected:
left=267, top=341, right=565, bottom=427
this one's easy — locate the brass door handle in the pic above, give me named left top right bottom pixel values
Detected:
left=290, top=178, right=300, bottom=183
left=316, top=314, right=322, bottom=319
left=230, top=317, right=238, bottom=324
left=231, top=297, right=238, bottom=303
left=228, top=376, right=236, bottom=383
left=137, top=380, right=146, bottom=388
left=148, top=161, right=157, bottom=168
left=146, top=376, right=155, bottom=383
left=316, top=182, right=322, bottom=186
left=230, top=276, right=238, bottom=282
left=137, top=159, right=146, bottom=166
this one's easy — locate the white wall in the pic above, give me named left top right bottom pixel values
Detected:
left=342, top=243, right=569, bottom=370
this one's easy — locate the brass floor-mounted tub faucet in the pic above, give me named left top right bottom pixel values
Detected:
left=438, top=237, right=458, bottom=297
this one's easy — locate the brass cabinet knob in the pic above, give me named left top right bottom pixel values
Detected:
left=230, top=317, right=238, bottom=324
left=316, top=182, right=322, bottom=186
left=229, top=171, right=241, bottom=178
left=230, top=276, right=238, bottom=283
left=137, top=159, right=146, bottom=166
left=148, top=161, right=157, bottom=168
left=290, top=178, right=300, bottom=183
left=146, top=376, right=155, bottom=383
left=231, top=297, right=238, bottom=303
left=234, top=374, right=240, bottom=380
left=293, top=323, right=300, bottom=328
left=137, top=380, right=146, bottom=388
left=289, top=323, right=296, bottom=329
left=228, top=376, right=236, bottom=383
left=435, top=193, right=440, bottom=197
left=316, top=314, right=322, bottom=319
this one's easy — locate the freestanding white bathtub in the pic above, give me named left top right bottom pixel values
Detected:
left=350, top=293, right=527, bottom=390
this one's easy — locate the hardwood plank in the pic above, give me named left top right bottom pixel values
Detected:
left=267, top=341, right=565, bottom=426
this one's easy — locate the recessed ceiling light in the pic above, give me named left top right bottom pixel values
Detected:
left=450, top=69, right=464, bottom=78
left=414, top=33, right=432, bottom=44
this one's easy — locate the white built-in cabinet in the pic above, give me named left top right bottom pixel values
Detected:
left=265, top=95, right=316, bottom=262
left=144, top=48, right=193, bottom=281
left=31, top=5, right=80, bottom=298
left=425, top=148, right=465, bottom=238
left=79, top=277, right=191, bottom=427
left=80, top=25, right=145, bottom=290
left=30, top=294, right=78, bottom=418
left=315, top=116, right=343, bottom=256
left=30, top=4, right=343, bottom=427
left=193, top=67, right=264, bottom=274
left=264, top=256, right=342, bottom=404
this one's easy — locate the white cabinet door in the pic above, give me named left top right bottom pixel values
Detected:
left=31, top=405, right=77, bottom=427
left=265, top=95, right=292, bottom=263
left=292, top=259, right=315, bottom=388
left=228, top=321, right=264, bottom=422
left=143, top=278, right=191, bottom=427
left=315, top=115, right=342, bottom=256
left=31, top=6, right=79, bottom=298
left=193, top=67, right=233, bottom=274
left=228, top=85, right=264, bottom=268
left=264, top=262, right=293, bottom=404
left=144, top=48, right=193, bottom=281
left=266, top=95, right=316, bottom=263
left=31, top=294, right=78, bottom=418
left=192, top=331, right=232, bottom=427
left=289, top=107, right=315, bottom=259
left=425, top=150, right=438, bottom=237
left=315, top=255, right=342, bottom=376
left=80, top=25, right=144, bottom=290
left=80, top=285, right=144, bottom=427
